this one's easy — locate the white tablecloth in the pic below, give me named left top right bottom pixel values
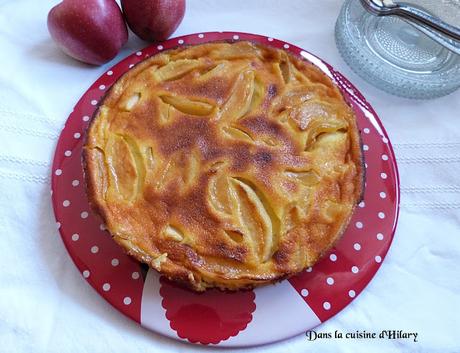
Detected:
left=1, top=1, right=459, bottom=352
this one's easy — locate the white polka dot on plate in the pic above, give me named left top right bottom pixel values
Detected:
left=382, top=136, right=389, bottom=143
left=198, top=33, right=204, bottom=38
left=71, top=233, right=79, bottom=241
left=380, top=191, right=386, bottom=199
left=83, top=270, right=90, bottom=278
left=74, top=132, right=81, bottom=139
left=72, top=180, right=79, bottom=187
left=102, top=283, right=111, bottom=291
left=323, top=302, right=331, bottom=310
left=132, top=271, right=140, bottom=280
left=363, top=144, right=369, bottom=151
left=157, top=45, right=163, bottom=50
left=363, top=128, right=370, bottom=134
left=355, top=221, right=363, bottom=229
left=349, top=290, right=356, bottom=298
left=91, top=100, right=98, bottom=106
left=326, top=277, right=334, bottom=285
left=306, top=267, right=313, bottom=272
left=178, top=39, right=184, bottom=44
left=107, top=70, right=113, bottom=76
left=382, top=154, right=389, bottom=161
left=381, top=172, right=387, bottom=179
left=268, top=37, right=274, bottom=41
left=82, top=115, right=90, bottom=122
left=56, top=221, right=61, bottom=229
left=359, top=201, right=365, bottom=208
left=129, top=64, right=135, bottom=68
left=91, top=246, right=99, bottom=254
left=233, top=35, right=239, bottom=40
left=111, top=258, right=119, bottom=267
left=81, top=211, right=89, bottom=219
left=99, top=85, right=106, bottom=90
left=365, top=163, right=368, bottom=169
left=55, top=169, right=62, bottom=176
left=99, top=224, right=106, bottom=231
left=351, top=266, right=359, bottom=274
left=378, top=212, right=385, bottom=219
left=354, top=243, right=361, bottom=251
left=329, top=253, right=337, bottom=262
left=283, top=43, right=290, bottom=49
left=136, top=51, right=142, bottom=56
left=123, top=297, right=132, bottom=305
left=64, top=150, right=72, bottom=157
left=375, top=255, right=382, bottom=263
left=377, top=233, right=384, bottom=240
left=301, top=288, right=309, bottom=297
left=63, top=200, right=70, bottom=207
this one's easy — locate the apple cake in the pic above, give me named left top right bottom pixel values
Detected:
left=83, top=41, right=364, bottom=291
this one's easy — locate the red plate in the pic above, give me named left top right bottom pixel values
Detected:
left=51, top=32, right=400, bottom=347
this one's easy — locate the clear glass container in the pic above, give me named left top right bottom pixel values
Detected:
left=335, top=0, right=460, bottom=99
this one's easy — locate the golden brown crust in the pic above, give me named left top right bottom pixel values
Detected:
left=83, top=41, right=364, bottom=291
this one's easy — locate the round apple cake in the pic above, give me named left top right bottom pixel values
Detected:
left=83, top=41, right=364, bottom=291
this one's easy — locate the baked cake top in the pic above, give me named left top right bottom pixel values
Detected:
left=83, top=41, right=363, bottom=291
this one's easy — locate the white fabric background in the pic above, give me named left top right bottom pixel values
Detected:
left=0, top=0, right=459, bottom=352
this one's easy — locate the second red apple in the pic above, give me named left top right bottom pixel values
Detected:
left=121, top=0, right=185, bottom=42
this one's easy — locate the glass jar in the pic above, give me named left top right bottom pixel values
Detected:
left=335, top=0, right=460, bottom=99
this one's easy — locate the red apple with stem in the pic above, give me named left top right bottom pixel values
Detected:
left=121, top=0, right=186, bottom=42
left=47, top=0, right=128, bottom=65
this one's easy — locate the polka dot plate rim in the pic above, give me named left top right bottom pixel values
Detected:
left=51, top=31, right=400, bottom=347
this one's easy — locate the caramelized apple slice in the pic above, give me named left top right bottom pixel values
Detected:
left=305, top=121, right=348, bottom=151
left=209, top=41, right=261, bottom=60
left=155, top=150, right=200, bottom=193
left=163, top=225, right=184, bottom=242
left=284, top=170, right=320, bottom=186
left=119, top=92, right=141, bottom=111
left=219, top=69, right=254, bottom=122
left=320, top=200, right=350, bottom=223
left=160, top=95, right=214, bottom=116
left=105, top=134, right=145, bottom=202
left=153, top=59, right=204, bottom=81
left=229, top=178, right=279, bottom=262
left=221, top=126, right=254, bottom=143
left=207, top=172, right=232, bottom=216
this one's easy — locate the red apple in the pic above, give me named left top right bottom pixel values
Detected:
left=121, top=0, right=185, bottom=42
left=47, top=0, right=128, bottom=65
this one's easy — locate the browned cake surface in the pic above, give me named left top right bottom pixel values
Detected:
left=83, top=41, right=364, bottom=291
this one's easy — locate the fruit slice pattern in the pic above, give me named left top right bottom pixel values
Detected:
left=51, top=32, right=399, bottom=347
